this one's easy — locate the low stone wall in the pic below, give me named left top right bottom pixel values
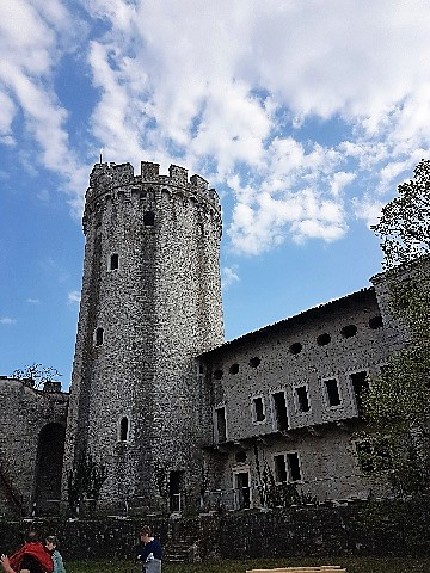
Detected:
left=0, top=501, right=429, bottom=562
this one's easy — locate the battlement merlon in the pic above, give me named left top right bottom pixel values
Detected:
left=89, top=161, right=135, bottom=188
left=141, top=161, right=160, bottom=181
left=190, top=174, right=208, bottom=191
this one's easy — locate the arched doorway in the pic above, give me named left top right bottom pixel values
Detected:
left=34, top=423, right=66, bottom=515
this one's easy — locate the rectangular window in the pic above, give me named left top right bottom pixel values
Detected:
left=274, top=454, right=288, bottom=483
left=287, top=452, right=302, bottom=481
left=110, top=253, right=119, bottom=270
left=324, top=378, right=341, bottom=407
left=272, top=391, right=289, bottom=430
left=169, top=470, right=184, bottom=512
left=350, top=371, right=368, bottom=417
left=295, top=386, right=310, bottom=412
left=252, top=396, right=265, bottom=422
left=215, top=406, right=227, bottom=443
left=234, top=472, right=251, bottom=510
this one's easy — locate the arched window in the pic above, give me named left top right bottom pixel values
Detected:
left=120, top=417, right=129, bottom=441
left=96, top=327, right=104, bottom=346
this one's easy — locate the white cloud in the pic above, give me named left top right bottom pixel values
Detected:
left=0, top=91, right=16, bottom=145
left=0, top=317, right=17, bottom=325
left=68, top=290, right=81, bottom=304
left=2, top=0, right=430, bottom=252
left=26, top=298, right=40, bottom=304
left=330, top=172, right=356, bottom=198
left=0, top=0, right=88, bottom=211
left=222, top=265, right=240, bottom=290
left=80, top=1, right=430, bottom=254
left=352, top=195, right=386, bottom=229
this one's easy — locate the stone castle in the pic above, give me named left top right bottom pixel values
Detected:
left=0, top=159, right=417, bottom=517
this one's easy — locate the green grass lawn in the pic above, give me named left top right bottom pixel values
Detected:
left=66, top=556, right=430, bottom=573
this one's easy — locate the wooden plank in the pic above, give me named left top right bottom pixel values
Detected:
left=248, top=566, right=342, bottom=570
left=248, top=567, right=342, bottom=571
left=248, top=567, right=344, bottom=573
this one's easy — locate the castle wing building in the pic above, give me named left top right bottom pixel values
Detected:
left=0, top=159, right=427, bottom=517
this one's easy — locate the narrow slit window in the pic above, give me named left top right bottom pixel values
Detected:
left=120, top=417, right=129, bottom=441
left=144, top=211, right=155, bottom=226
left=96, top=327, right=104, bottom=346
left=109, top=253, right=119, bottom=270
left=215, top=406, right=227, bottom=443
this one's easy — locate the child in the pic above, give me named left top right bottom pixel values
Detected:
left=136, top=526, right=162, bottom=573
left=1, top=530, right=53, bottom=573
left=44, top=538, right=65, bottom=573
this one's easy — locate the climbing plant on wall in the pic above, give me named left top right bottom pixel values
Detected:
left=67, top=452, right=107, bottom=513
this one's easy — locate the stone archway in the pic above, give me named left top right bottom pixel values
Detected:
left=34, top=423, right=66, bottom=515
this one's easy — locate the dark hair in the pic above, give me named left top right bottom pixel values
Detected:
left=20, top=554, right=44, bottom=573
left=45, top=535, right=59, bottom=548
left=140, top=525, right=152, bottom=536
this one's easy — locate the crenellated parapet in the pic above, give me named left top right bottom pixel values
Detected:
left=83, top=160, right=221, bottom=234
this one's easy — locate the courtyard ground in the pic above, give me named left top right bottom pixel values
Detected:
left=66, top=556, right=430, bottom=573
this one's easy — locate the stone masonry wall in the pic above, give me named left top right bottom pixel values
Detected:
left=0, top=378, right=68, bottom=516
left=64, top=160, right=224, bottom=512
left=200, top=287, right=397, bottom=505
left=2, top=502, right=430, bottom=561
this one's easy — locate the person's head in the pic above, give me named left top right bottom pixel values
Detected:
left=45, top=536, right=58, bottom=552
left=140, top=525, right=152, bottom=544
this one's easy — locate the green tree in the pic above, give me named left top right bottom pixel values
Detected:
left=360, top=159, right=430, bottom=498
left=13, top=363, right=61, bottom=388
left=373, top=159, right=430, bottom=270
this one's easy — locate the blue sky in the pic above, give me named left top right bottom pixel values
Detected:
left=1, top=0, right=430, bottom=388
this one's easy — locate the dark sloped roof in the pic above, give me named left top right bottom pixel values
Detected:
left=201, top=285, right=376, bottom=358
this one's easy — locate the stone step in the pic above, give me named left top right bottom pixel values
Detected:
left=164, top=540, right=199, bottom=563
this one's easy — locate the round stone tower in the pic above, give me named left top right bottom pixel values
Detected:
left=63, top=160, right=224, bottom=512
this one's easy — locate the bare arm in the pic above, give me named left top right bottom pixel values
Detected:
left=0, top=555, right=16, bottom=573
